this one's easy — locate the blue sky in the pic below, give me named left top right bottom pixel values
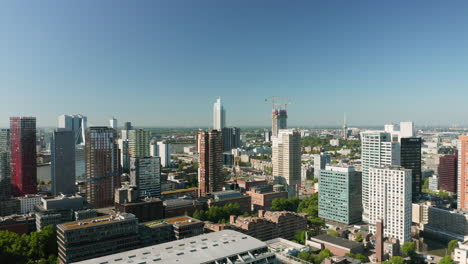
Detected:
left=1, top=0, right=468, bottom=128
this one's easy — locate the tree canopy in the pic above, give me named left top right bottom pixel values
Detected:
left=383, top=256, right=405, bottom=264
left=192, top=203, right=243, bottom=223
left=439, top=256, right=454, bottom=264
left=298, top=249, right=333, bottom=264
left=0, top=225, right=58, bottom=264
left=448, top=240, right=459, bottom=253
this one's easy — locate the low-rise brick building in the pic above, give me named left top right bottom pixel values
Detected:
left=207, top=190, right=252, bottom=213
left=247, top=185, right=288, bottom=211
left=230, top=210, right=308, bottom=241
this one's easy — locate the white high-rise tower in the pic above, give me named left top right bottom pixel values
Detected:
left=213, top=98, right=226, bottom=131
left=110, top=117, right=118, bottom=129
left=58, top=114, right=87, bottom=145
left=360, top=131, right=401, bottom=222
left=272, top=129, right=301, bottom=197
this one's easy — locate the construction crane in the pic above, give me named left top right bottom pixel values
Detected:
left=265, top=97, right=293, bottom=111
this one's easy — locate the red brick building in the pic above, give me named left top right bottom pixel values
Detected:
left=247, top=185, right=288, bottom=211
left=197, top=130, right=223, bottom=197
left=438, top=154, right=457, bottom=193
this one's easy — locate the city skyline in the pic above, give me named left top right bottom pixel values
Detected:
left=2, top=1, right=468, bottom=127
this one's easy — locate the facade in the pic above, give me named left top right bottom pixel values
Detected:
left=319, top=166, right=362, bottom=224
left=222, top=127, right=241, bottom=152
left=213, top=97, right=226, bottom=131
left=57, top=213, right=140, bottom=264
left=0, top=214, right=36, bottom=234
left=197, top=130, right=223, bottom=197
left=454, top=241, right=468, bottom=264
left=400, top=137, right=422, bottom=198
left=368, top=166, right=412, bottom=244
left=163, top=198, right=205, bottom=218
left=128, top=129, right=151, bottom=158
left=314, top=152, right=332, bottom=178
left=272, top=109, right=287, bottom=137
left=130, top=157, right=161, bottom=199
left=207, top=190, right=252, bottom=213
left=109, top=117, right=118, bottom=129
left=438, top=154, right=457, bottom=193
left=84, top=127, right=120, bottom=208
left=75, top=145, right=85, bottom=179
left=117, top=139, right=130, bottom=171
left=459, top=136, right=468, bottom=211
left=230, top=210, right=308, bottom=241
left=157, top=141, right=171, bottom=167
left=247, top=185, right=288, bottom=211
left=164, top=216, right=205, bottom=240
left=115, top=198, right=164, bottom=223
left=0, top=199, right=20, bottom=216
left=0, top=151, right=10, bottom=200
left=72, top=230, right=277, bottom=264
left=428, top=175, right=439, bottom=191
left=272, top=129, right=301, bottom=197
left=308, top=234, right=363, bottom=256
left=51, top=129, right=76, bottom=196
left=18, top=194, right=43, bottom=214
left=10, top=117, right=37, bottom=196
left=360, top=131, right=400, bottom=222
left=399, top=121, right=414, bottom=138
left=58, top=114, right=87, bottom=145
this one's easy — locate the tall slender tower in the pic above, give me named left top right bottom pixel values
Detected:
left=197, top=130, right=223, bottom=197
left=272, top=109, right=287, bottom=137
left=84, top=127, right=120, bottom=208
left=128, top=129, right=151, bottom=158
left=272, top=129, right=301, bottom=197
left=458, top=136, right=468, bottom=211
left=213, top=98, right=226, bottom=131
left=109, top=117, right=118, bottom=130
left=0, top=129, right=11, bottom=200
left=343, top=113, right=348, bottom=140
left=10, top=117, right=37, bottom=196
left=51, top=129, right=76, bottom=196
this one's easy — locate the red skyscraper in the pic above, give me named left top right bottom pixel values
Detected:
left=438, top=154, right=457, bottom=193
left=10, top=117, right=37, bottom=196
left=197, top=130, right=223, bottom=197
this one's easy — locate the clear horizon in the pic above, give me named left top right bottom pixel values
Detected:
left=2, top=1, right=468, bottom=127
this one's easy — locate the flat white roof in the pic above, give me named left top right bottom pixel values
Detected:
left=72, top=230, right=268, bottom=264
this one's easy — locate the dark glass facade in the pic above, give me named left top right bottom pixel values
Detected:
left=400, top=137, right=422, bottom=198
left=438, top=154, right=457, bottom=193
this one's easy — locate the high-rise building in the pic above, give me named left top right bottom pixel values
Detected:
left=368, top=166, right=412, bottom=244
left=400, top=137, right=422, bottom=199
left=343, top=113, right=348, bottom=140
left=118, top=139, right=130, bottom=171
left=400, top=121, right=414, bottom=138
left=123, top=122, right=132, bottom=131
left=51, top=129, right=76, bottom=196
left=361, top=131, right=400, bottom=222
left=150, top=141, right=171, bottom=167
left=10, top=117, right=37, bottom=196
left=198, top=130, right=223, bottom=197
left=58, top=114, right=87, bottom=145
left=264, top=129, right=272, bottom=142
left=272, top=129, right=301, bottom=197
left=313, top=152, right=331, bottom=179
left=438, top=154, right=458, bottom=193
left=213, top=97, right=226, bottom=131
left=221, top=127, right=241, bottom=152
left=0, top=152, right=10, bottom=201
left=128, top=129, right=151, bottom=158
left=84, top=127, right=120, bottom=208
left=75, top=145, right=85, bottom=179
left=109, top=117, right=118, bottom=129
left=130, top=157, right=161, bottom=199
left=458, top=136, right=468, bottom=211
left=272, top=109, right=287, bottom=137
left=0, top=129, right=10, bottom=200
left=318, top=166, right=362, bottom=224
left=0, top=129, right=10, bottom=152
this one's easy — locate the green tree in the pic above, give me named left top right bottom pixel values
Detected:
left=294, top=230, right=307, bottom=245
left=439, top=256, right=454, bottom=264
left=383, top=256, right=405, bottom=264
left=345, top=253, right=368, bottom=263
left=448, top=240, right=459, bottom=253
left=271, top=197, right=300, bottom=212
left=401, top=241, right=416, bottom=258
left=355, top=233, right=363, bottom=242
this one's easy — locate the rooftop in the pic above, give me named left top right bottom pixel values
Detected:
left=58, top=213, right=136, bottom=230
left=72, top=230, right=270, bottom=264
left=164, top=216, right=201, bottom=226
left=311, top=234, right=362, bottom=250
